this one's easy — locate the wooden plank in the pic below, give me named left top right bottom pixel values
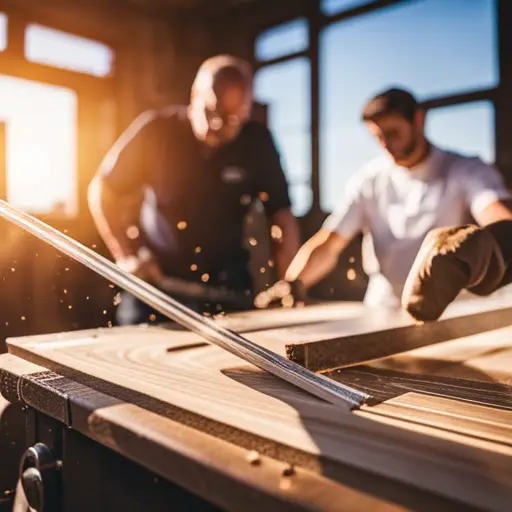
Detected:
left=4, top=324, right=512, bottom=512
left=214, top=301, right=370, bottom=333
left=0, top=354, right=460, bottom=512
left=281, top=298, right=512, bottom=371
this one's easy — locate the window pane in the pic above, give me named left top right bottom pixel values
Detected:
left=25, top=24, right=113, bottom=77
left=0, top=75, right=78, bottom=216
left=255, top=19, right=308, bottom=61
left=427, top=101, right=495, bottom=164
left=0, top=13, right=6, bottom=51
left=321, top=0, right=376, bottom=15
left=320, top=0, right=498, bottom=211
left=254, top=58, right=312, bottom=216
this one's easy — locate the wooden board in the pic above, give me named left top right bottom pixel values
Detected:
left=283, top=299, right=512, bottom=371
left=4, top=300, right=512, bottom=512
left=0, top=353, right=469, bottom=512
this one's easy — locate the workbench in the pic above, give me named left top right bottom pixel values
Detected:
left=1, top=299, right=511, bottom=512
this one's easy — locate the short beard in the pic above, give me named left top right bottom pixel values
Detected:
left=395, top=133, right=420, bottom=162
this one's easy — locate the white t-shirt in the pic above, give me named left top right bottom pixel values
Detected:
left=323, top=146, right=511, bottom=307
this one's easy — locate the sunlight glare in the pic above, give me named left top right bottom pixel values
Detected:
left=0, top=75, right=77, bottom=216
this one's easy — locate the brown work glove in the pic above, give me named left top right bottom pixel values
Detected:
left=402, top=220, right=512, bottom=322
left=254, top=279, right=308, bottom=309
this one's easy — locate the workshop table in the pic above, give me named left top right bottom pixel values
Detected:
left=1, top=300, right=511, bottom=512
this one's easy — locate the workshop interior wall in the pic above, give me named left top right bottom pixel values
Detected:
left=0, top=0, right=219, bottom=347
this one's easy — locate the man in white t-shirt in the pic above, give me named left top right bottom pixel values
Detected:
left=255, top=87, right=512, bottom=309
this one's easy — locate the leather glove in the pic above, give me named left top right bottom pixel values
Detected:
left=402, top=220, right=512, bottom=322
left=254, top=279, right=308, bottom=309
left=116, top=247, right=164, bottom=284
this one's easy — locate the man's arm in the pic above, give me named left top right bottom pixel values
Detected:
left=463, top=159, right=512, bottom=226
left=285, top=229, right=351, bottom=287
left=402, top=161, right=512, bottom=321
left=88, top=110, right=156, bottom=263
left=473, top=199, right=512, bottom=226
left=255, top=168, right=366, bottom=308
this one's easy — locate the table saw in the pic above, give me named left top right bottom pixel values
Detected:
left=1, top=297, right=511, bottom=512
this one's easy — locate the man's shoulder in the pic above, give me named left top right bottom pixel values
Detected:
left=353, top=155, right=395, bottom=186
left=436, top=146, right=496, bottom=177
left=135, top=104, right=189, bottom=131
left=240, top=120, right=272, bottom=141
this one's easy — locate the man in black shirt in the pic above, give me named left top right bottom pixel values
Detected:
left=88, top=55, right=300, bottom=324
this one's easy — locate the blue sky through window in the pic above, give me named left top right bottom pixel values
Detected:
left=0, top=13, right=7, bottom=51
left=255, top=18, right=309, bottom=61
left=254, top=0, right=498, bottom=214
left=319, top=0, right=497, bottom=210
left=321, top=0, right=378, bottom=16
left=254, top=58, right=312, bottom=217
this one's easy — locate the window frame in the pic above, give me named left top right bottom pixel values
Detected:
left=252, top=0, right=507, bottom=216
left=254, top=56, right=313, bottom=217
left=0, top=9, right=117, bottom=223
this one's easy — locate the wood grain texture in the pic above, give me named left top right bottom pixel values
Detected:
left=4, top=300, right=512, bottom=512
left=282, top=297, right=512, bottom=371
left=0, top=354, right=464, bottom=512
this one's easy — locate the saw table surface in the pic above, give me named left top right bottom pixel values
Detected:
left=1, top=298, right=512, bottom=511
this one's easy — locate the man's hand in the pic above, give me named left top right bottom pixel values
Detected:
left=402, top=222, right=512, bottom=322
left=254, top=279, right=308, bottom=309
left=117, top=247, right=164, bottom=284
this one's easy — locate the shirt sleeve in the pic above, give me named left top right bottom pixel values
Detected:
left=253, top=125, right=292, bottom=217
left=98, top=109, right=158, bottom=195
left=459, top=158, right=511, bottom=217
left=322, top=172, right=367, bottom=239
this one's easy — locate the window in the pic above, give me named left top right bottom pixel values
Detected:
left=319, top=0, right=498, bottom=211
left=255, top=18, right=308, bottom=62
left=25, top=24, right=113, bottom=77
left=254, top=58, right=312, bottom=216
left=426, top=101, right=495, bottom=164
left=0, top=75, right=78, bottom=216
left=0, top=13, right=6, bottom=51
left=321, top=0, right=377, bottom=15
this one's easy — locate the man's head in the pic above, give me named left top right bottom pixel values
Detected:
left=189, top=55, right=253, bottom=147
left=362, top=88, right=427, bottom=166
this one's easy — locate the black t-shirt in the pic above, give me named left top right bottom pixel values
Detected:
left=99, top=106, right=291, bottom=282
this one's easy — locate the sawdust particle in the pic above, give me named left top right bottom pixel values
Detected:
left=126, top=226, right=139, bottom=239
left=271, top=225, right=282, bottom=241
left=246, top=451, right=261, bottom=465
left=282, top=464, right=295, bottom=477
